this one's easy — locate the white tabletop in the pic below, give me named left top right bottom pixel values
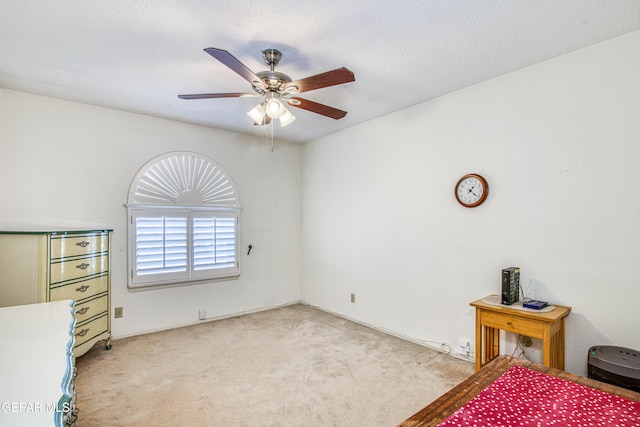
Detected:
left=0, top=300, right=75, bottom=426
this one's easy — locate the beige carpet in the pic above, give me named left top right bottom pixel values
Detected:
left=75, top=304, right=474, bottom=427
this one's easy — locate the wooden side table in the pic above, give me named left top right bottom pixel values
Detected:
left=470, top=295, right=571, bottom=371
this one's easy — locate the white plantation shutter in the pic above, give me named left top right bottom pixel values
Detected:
left=132, top=213, right=189, bottom=284
left=192, top=212, right=237, bottom=276
left=127, top=152, right=240, bottom=289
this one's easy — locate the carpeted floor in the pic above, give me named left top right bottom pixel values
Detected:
left=75, top=304, right=474, bottom=426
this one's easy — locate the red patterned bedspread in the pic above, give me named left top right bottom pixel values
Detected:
left=437, top=365, right=640, bottom=426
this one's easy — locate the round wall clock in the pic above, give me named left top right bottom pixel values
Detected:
left=455, top=174, right=489, bottom=208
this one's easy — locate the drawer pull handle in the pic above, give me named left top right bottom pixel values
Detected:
left=76, top=241, right=90, bottom=248
left=76, top=263, right=90, bottom=270
left=76, top=328, right=89, bottom=337
left=76, top=307, right=90, bottom=315
left=507, top=321, right=513, bottom=326
left=76, top=285, right=90, bottom=292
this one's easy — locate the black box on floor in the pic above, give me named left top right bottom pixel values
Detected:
left=501, top=267, right=520, bottom=305
left=588, top=346, right=640, bottom=392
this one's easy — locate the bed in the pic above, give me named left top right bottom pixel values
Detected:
left=398, top=355, right=640, bottom=427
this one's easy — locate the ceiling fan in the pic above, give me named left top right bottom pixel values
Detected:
left=178, top=48, right=355, bottom=127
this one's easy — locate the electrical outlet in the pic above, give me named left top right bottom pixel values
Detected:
left=520, top=335, right=533, bottom=347
left=350, top=293, right=356, bottom=303
left=458, top=338, right=470, bottom=355
left=114, top=307, right=123, bottom=318
left=198, top=308, right=206, bottom=320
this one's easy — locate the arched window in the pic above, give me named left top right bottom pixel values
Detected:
left=126, top=152, right=240, bottom=290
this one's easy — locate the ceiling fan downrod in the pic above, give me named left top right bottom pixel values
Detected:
left=262, top=49, right=282, bottom=71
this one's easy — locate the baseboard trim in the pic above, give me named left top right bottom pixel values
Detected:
left=301, top=300, right=475, bottom=364
left=113, top=299, right=475, bottom=365
left=113, top=300, right=304, bottom=340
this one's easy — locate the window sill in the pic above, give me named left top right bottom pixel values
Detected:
left=127, top=273, right=240, bottom=292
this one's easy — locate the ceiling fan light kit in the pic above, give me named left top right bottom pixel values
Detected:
left=247, top=102, right=266, bottom=124
left=265, top=94, right=286, bottom=118
left=278, top=109, right=296, bottom=127
left=247, top=97, right=296, bottom=127
left=179, top=47, right=355, bottom=132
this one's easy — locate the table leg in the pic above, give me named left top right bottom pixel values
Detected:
left=557, top=318, right=565, bottom=370
left=478, top=325, right=500, bottom=370
left=475, top=310, right=482, bottom=371
left=487, top=326, right=499, bottom=364
left=543, top=325, right=552, bottom=367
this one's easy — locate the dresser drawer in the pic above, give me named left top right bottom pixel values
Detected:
left=74, top=295, right=108, bottom=323
left=481, top=311, right=545, bottom=338
left=50, top=254, right=109, bottom=284
left=74, top=314, right=108, bottom=347
left=50, top=233, right=109, bottom=259
left=49, top=274, right=108, bottom=302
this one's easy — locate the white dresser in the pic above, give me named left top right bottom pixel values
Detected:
left=0, top=300, right=77, bottom=426
left=0, top=229, right=112, bottom=357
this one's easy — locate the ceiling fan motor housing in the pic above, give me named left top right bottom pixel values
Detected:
left=255, top=49, right=299, bottom=96
left=256, top=71, right=292, bottom=93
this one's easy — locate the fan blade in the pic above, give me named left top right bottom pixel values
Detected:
left=283, top=68, right=354, bottom=94
left=204, top=48, right=267, bottom=90
left=178, top=93, right=258, bottom=100
left=287, top=97, right=348, bottom=120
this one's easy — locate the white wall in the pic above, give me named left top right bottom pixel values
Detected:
left=301, top=30, right=640, bottom=375
left=0, top=89, right=302, bottom=338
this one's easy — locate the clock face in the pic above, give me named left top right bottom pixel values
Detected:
left=455, top=174, right=488, bottom=208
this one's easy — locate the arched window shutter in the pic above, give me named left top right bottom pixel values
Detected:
left=128, top=152, right=240, bottom=209
left=126, top=152, right=240, bottom=290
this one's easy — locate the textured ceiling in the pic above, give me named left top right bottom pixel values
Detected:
left=2, top=1, right=640, bottom=144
